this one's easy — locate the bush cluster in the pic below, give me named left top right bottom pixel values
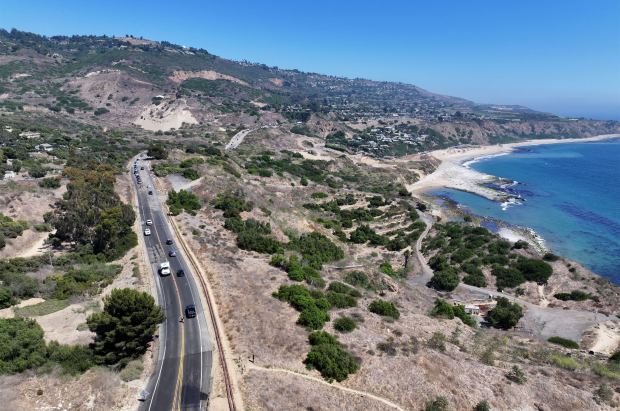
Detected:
left=0, top=317, right=94, bottom=375
left=167, top=189, right=201, bottom=215
left=554, top=290, right=592, bottom=301
left=423, top=223, right=554, bottom=292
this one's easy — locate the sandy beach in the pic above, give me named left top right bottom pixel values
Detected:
left=407, top=133, right=620, bottom=200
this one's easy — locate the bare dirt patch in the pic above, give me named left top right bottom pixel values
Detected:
left=169, top=70, right=249, bottom=86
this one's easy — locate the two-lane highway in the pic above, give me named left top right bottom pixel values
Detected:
left=132, top=156, right=212, bottom=411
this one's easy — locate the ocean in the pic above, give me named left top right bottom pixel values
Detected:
left=430, top=138, right=620, bottom=283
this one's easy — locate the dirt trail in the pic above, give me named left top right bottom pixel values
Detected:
left=246, top=363, right=406, bottom=411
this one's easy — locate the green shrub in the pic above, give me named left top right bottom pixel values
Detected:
left=430, top=298, right=455, bottom=319
left=379, top=261, right=400, bottom=277
left=38, top=177, right=61, bottom=189
left=304, top=331, right=359, bottom=382
left=543, top=252, right=560, bottom=261
left=553, top=290, right=591, bottom=301
left=167, top=189, right=201, bottom=215
left=429, top=269, right=459, bottom=291
left=93, top=107, right=109, bottom=116
left=492, top=266, right=525, bottom=290
left=298, top=306, right=330, bottom=330
left=289, top=232, right=344, bottom=269
left=548, top=336, right=579, bottom=349
left=550, top=354, right=580, bottom=371
left=485, top=297, right=523, bottom=330
left=51, top=264, right=121, bottom=299
left=344, top=271, right=369, bottom=288
left=311, top=192, right=328, bottom=199
left=334, top=316, right=356, bottom=333
left=326, top=291, right=357, bottom=308
left=0, top=318, right=47, bottom=373
left=327, top=282, right=361, bottom=297
left=424, top=396, right=449, bottom=411
left=515, top=257, right=553, bottom=285
left=474, top=400, right=491, bottom=411
left=0, top=286, right=15, bottom=309
left=368, top=299, right=400, bottom=319
left=46, top=341, right=94, bottom=375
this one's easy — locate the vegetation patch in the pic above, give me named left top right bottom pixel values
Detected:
left=0, top=212, right=28, bottom=249
left=429, top=298, right=476, bottom=327
left=548, top=336, right=580, bottom=349
left=167, top=189, right=201, bottom=215
left=485, top=297, right=523, bottom=330
left=423, top=223, right=553, bottom=292
left=333, top=316, right=356, bottom=333
left=368, top=299, right=400, bottom=320
left=14, top=299, right=70, bottom=317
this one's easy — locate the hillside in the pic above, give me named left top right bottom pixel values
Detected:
left=1, top=28, right=619, bottom=157
left=1, top=28, right=619, bottom=411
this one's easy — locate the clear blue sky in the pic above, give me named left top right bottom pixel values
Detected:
left=1, top=0, right=619, bottom=119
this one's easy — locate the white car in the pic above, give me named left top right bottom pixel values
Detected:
left=146, top=219, right=152, bottom=226
left=144, top=228, right=151, bottom=236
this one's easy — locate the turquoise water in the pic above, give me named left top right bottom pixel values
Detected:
left=431, top=138, right=620, bottom=283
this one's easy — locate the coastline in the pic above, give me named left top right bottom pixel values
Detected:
left=406, top=133, right=620, bottom=200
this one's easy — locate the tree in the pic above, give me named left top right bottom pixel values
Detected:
left=486, top=297, right=523, bottom=330
left=49, top=165, right=135, bottom=260
left=87, top=288, right=164, bottom=365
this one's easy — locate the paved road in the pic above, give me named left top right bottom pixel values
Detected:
left=409, top=213, right=617, bottom=342
left=132, top=156, right=213, bottom=411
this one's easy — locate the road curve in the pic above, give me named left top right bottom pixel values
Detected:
left=131, top=156, right=213, bottom=411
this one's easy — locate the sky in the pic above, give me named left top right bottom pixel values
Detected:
left=1, top=0, right=619, bottom=119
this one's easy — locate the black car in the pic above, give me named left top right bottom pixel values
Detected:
left=176, top=269, right=185, bottom=277
left=148, top=190, right=153, bottom=195
left=166, top=239, right=173, bottom=245
left=140, top=166, right=145, bottom=170
left=185, top=304, right=197, bottom=318
left=168, top=250, right=177, bottom=257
